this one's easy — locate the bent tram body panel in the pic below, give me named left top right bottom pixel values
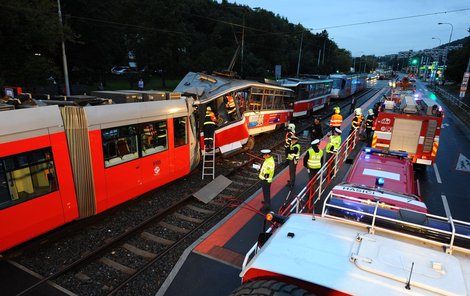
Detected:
left=0, top=98, right=198, bottom=252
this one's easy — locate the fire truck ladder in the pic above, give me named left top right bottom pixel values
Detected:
left=202, top=139, right=216, bottom=180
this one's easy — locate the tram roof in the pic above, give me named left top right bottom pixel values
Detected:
left=276, top=77, right=333, bottom=87
left=174, top=72, right=294, bottom=104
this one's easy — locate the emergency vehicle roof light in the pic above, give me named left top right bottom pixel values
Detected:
left=365, top=148, right=372, bottom=153
left=266, top=212, right=287, bottom=224
left=376, top=177, right=385, bottom=186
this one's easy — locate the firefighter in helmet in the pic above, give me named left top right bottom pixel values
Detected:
left=203, top=106, right=218, bottom=149
left=365, top=109, right=375, bottom=147
left=224, top=95, right=237, bottom=121
left=330, top=106, right=343, bottom=132
left=259, top=149, right=275, bottom=212
left=286, top=135, right=300, bottom=188
left=303, top=139, right=323, bottom=181
left=350, top=107, right=363, bottom=135
left=284, top=123, right=296, bottom=159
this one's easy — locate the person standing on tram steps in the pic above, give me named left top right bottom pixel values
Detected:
left=284, top=123, right=296, bottom=160
left=309, top=117, right=324, bottom=142
left=286, top=135, right=300, bottom=188
left=259, top=149, right=275, bottom=212
left=203, top=106, right=218, bottom=149
left=224, top=95, right=237, bottom=121
left=303, top=139, right=323, bottom=181
left=349, top=95, right=356, bottom=114
left=365, top=109, right=375, bottom=147
left=138, top=78, right=144, bottom=91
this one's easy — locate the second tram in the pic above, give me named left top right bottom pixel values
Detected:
left=329, top=73, right=367, bottom=99
left=270, top=77, right=333, bottom=118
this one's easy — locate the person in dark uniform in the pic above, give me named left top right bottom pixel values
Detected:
left=284, top=123, right=296, bottom=159
left=286, top=136, right=300, bottom=188
left=365, top=109, right=375, bottom=147
left=309, top=117, right=324, bottom=142
left=203, top=106, right=218, bottom=149
left=259, top=149, right=275, bottom=212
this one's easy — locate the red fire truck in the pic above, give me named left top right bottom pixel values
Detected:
left=372, top=80, right=443, bottom=166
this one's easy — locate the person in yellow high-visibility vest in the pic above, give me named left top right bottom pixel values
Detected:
left=303, top=139, right=323, bottom=181
left=286, top=136, right=300, bottom=188
left=259, top=149, right=275, bottom=212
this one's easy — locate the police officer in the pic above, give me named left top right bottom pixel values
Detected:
left=286, top=135, right=300, bottom=188
left=325, top=128, right=342, bottom=162
left=365, top=109, right=375, bottom=147
left=203, top=106, right=218, bottom=149
left=284, top=123, right=296, bottom=159
left=303, top=139, right=323, bottom=181
left=330, top=106, right=343, bottom=132
left=259, top=149, right=275, bottom=212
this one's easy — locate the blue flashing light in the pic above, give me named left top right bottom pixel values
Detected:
left=365, top=148, right=372, bottom=153
left=376, top=177, right=385, bottom=186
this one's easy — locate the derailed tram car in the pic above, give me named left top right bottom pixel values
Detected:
left=175, top=72, right=294, bottom=154
left=329, top=73, right=367, bottom=99
left=0, top=95, right=199, bottom=252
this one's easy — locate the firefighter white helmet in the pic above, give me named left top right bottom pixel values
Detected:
left=206, top=106, right=212, bottom=111
left=354, top=108, right=362, bottom=115
left=287, top=123, right=296, bottom=132
left=368, top=109, right=374, bottom=115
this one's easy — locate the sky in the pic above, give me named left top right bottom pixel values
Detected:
left=221, top=0, right=470, bottom=57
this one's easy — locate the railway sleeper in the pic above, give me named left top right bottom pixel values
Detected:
left=140, top=231, right=175, bottom=246
left=99, top=257, right=136, bottom=274
left=173, top=212, right=204, bottom=224
left=185, top=204, right=215, bottom=214
left=158, top=221, right=190, bottom=234
left=122, top=243, right=157, bottom=259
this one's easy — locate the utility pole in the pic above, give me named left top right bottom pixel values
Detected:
left=57, top=0, right=70, bottom=96
left=296, top=31, right=304, bottom=77
left=240, top=14, right=245, bottom=77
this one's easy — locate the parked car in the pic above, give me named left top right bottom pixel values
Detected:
left=111, top=66, right=131, bottom=75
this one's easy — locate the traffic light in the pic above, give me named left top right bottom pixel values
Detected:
left=412, top=58, right=418, bottom=65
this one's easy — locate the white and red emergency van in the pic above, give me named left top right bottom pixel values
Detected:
left=372, top=79, right=443, bottom=166
left=332, top=148, right=427, bottom=213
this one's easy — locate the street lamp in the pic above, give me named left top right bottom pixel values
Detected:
left=437, top=22, right=453, bottom=78
left=431, top=37, right=441, bottom=46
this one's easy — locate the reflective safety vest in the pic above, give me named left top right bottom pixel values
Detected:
left=285, top=131, right=294, bottom=147
left=330, top=113, right=343, bottom=127
left=226, top=95, right=236, bottom=113
left=259, top=156, right=275, bottom=183
left=287, top=143, right=300, bottom=160
left=351, top=115, right=363, bottom=129
left=365, top=114, right=374, bottom=129
left=306, top=148, right=323, bottom=169
left=204, top=111, right=217, bottom=125
left=326, top=135, right=341, bottom=154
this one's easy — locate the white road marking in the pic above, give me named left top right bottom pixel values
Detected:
left=441, top=195, right=452, bottom=218
left=433, top=163, right=442, bottom=184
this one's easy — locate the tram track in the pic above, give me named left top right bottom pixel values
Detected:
left=3, top=86, right=381, bottom=296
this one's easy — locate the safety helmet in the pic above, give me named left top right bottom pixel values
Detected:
left=334, top=128, right=342, bottom=134
left=354, top=108, right=362, bottom=115
left=311, top=139, right=320, bottom=145
left=333, top=106, right=340, bottom=114
left=206, top=106, right=212, bottom=111
left=368, top=109, right=374, bottom=115
left=287, top=123, right=296, bottom=132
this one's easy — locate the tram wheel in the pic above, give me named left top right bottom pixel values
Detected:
left=229, top=280, right=316, bottom=296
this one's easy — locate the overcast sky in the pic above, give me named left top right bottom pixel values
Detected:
left=222, top=0, right=470, bottom=57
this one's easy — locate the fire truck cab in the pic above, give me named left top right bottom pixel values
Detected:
left=372, top=80, right=443, bottom=166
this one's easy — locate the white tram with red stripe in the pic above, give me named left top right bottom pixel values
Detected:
left=269, top=77, right=333, bottom=118
left=0, top=95, right=199, bottom=252
left=329, top=73, right=367, bottom=99
left=175, top=72, right=294, bottom=154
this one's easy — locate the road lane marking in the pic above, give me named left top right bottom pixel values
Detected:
left=433, top=163, right=442, bottom=183
left=441, top=195, right=452, bottom=218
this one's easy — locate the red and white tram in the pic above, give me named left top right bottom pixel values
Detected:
left=175, top=72, right=294, bottom=154
left=329, top=73, right=367, bottom=99
left=271, top=77, right=332, bottom=118
left=0, top=96, right=199, bottom=252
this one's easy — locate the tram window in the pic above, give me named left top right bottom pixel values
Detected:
left=140, top=121, right=168, bottom=157
left=102, top=125, right=138, bottom=167
left=173, top=117, right=187, bottom=147
left=332, top=79, right=342, bottom=89
left=0, top=148, right=58, bottom=209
